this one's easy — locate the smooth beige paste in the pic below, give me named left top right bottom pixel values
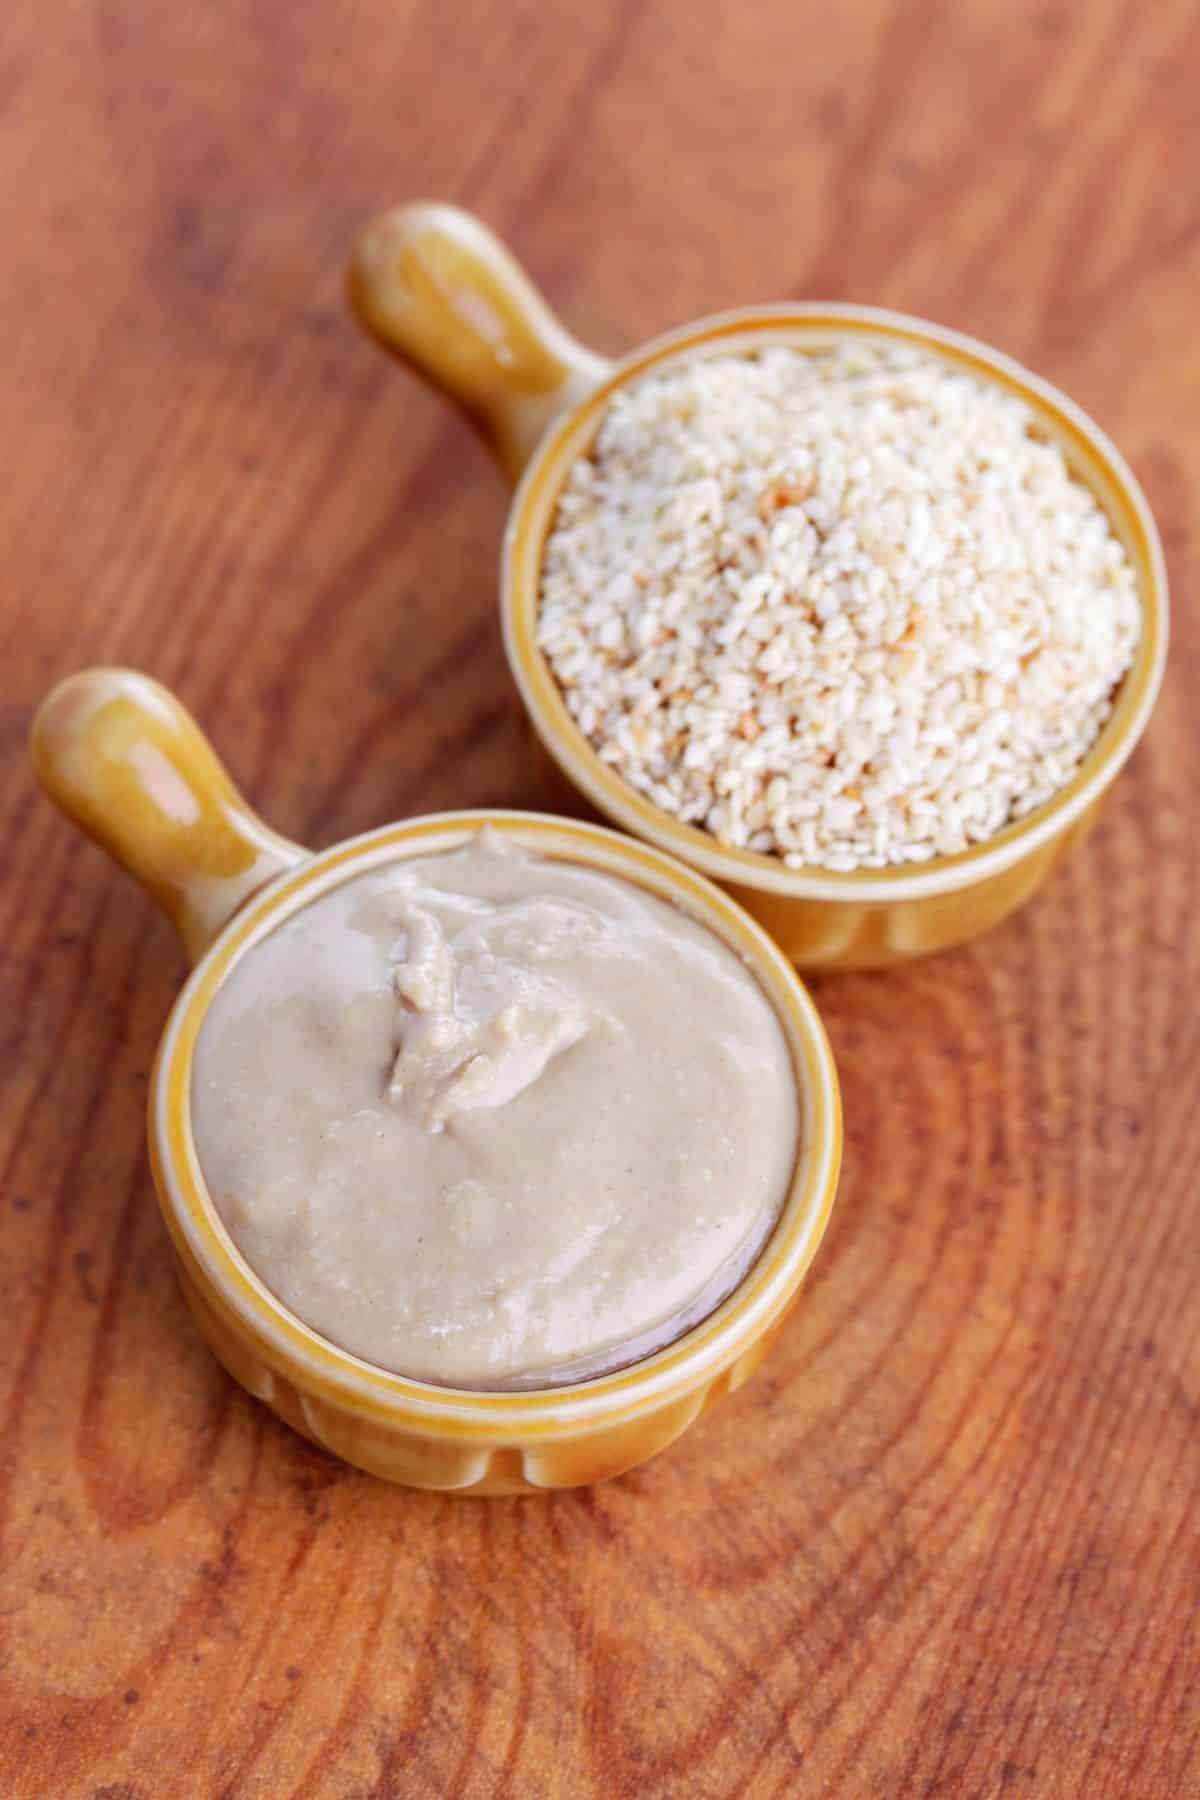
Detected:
left=191, top=833, right=798, bottom=1390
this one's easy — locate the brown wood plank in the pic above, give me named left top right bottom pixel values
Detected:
left=2, top=0, right=1198, bottom=1793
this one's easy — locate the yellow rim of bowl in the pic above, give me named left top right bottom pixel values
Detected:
left=502, top=304, right=1169, bottom=902
left=151, top=811, right=842, bottom=1440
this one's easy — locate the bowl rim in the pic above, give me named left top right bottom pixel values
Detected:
left=150, top=809, right=842, bottom=1438
left=501, top=302, right=1169, bottom=902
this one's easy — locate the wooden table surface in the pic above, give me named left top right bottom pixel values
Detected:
left=3, top=1, right=1199, bottom=1794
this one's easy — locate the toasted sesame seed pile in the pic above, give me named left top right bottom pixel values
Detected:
left=536, top=344, right=1140, bottom=871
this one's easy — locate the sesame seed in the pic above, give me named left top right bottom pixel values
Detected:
left=536, top=343, right=1141, bottom=870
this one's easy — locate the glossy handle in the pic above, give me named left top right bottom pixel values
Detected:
left=30, top=669, right=307, bottom=964
left=347, top=201, right=613, bottom=481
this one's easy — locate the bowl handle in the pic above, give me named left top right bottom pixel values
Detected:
left=30, top=669, right=308, bottom=965
left=347, top=202, right=613, bottom=482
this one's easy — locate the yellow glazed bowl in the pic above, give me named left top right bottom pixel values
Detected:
left=30, top=669, right=841, bottom=1494
left=349, top=203, right=1169, bottom=970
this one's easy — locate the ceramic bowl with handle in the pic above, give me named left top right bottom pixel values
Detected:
left=349, top=204, right=1168, bottom=970
left=30, top=669, right=841, bottom=1494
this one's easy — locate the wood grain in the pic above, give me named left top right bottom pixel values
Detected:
left=2, top=0, right=1199, bottom=1793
